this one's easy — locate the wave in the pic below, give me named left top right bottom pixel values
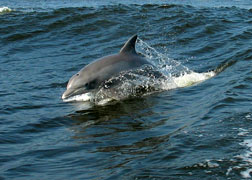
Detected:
left=0, top=7, right=12, bottom=13
left=2, top=1, right=250, bottom=15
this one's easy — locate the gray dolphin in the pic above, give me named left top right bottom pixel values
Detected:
left=62, top=35, right=153, bottom=100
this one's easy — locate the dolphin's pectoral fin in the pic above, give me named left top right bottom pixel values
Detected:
left=85, top=79, right=98, bottom=90
left=120, top=35, right=137, bottom=55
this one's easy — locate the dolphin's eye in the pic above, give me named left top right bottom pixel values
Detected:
left=76, top=73, right=79, bottom=76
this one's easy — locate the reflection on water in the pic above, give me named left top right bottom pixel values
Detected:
left=66, top=95, right=188, bottom=159
left=68, top=97, right=157, bottom=134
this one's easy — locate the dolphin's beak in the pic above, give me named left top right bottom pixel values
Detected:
left=62, top=89, right=72, bottom=100
left=62, top=91, right=68, bottom=100
left=62, top=87, right=87, bottom=100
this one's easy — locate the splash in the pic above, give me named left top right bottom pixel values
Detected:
left=173, top=71, right=215, bottom=88
left=64, top=38, right=216, bottom=105
left=93, top=65, right=173, bottom=104
left=136, top=38, right=216, bottom=88
left=0, top=7, right=12, bottom=13
left=136, top=38, right=191, bottom=76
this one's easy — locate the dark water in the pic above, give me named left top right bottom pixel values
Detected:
left=1, top=0, right=252, bottom=179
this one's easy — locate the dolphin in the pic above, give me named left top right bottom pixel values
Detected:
left=62, top=35, right=153, bottom=100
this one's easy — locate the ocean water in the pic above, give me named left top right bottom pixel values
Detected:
left=1, top=0, right=252, bottom=179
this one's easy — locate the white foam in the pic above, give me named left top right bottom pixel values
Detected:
left=206, top=160, right=219, bottom=168
left=0, top=7, right=12, bottom=13
left=97, top=98, right=114, bottom=105
left=245, top=114, right=252, bottom=120
left=173, top=71, right=216, bottom=88
left=192, top=159, right=219, bottom=170
left=238, top=139, right=252, bottom=178
left=226, top=167, right=232, bottom=176
left=241, top=169, right=252, bottom=179
left=226, top=127, right=252, bottom=179
left=74, top=101, right=93, bottom=111
left=238, top=128, right=249, bottom=136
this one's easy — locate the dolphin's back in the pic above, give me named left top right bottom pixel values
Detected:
left=80, top=53, right=151, bottom=84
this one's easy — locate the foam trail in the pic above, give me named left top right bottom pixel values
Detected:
left=0, top=7, right=12, bottom=13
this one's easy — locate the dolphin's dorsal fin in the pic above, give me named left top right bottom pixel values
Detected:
left=120, top=35, right=137, bottom=54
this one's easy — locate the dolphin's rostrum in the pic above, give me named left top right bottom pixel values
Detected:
left=62, top=35, right=152, bottom=100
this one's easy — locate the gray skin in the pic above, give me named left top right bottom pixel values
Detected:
left=62, top=35, right=152, bottom=100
